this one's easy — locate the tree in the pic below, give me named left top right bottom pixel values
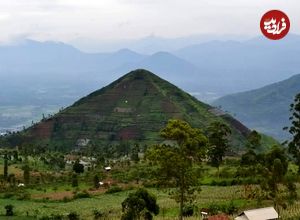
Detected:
left=131, top=143, right=140, bottom=163
left=93, top=175, right=100, bottom=189
left=4, top=153, right=8, bottom=180
left=71, top=174, right=78, bottom=187
left=286, top=93, right=300, bottom=173
left=146, top=119, right=208, bottom=220
left=12, top=150, right=18, bottom=161
left=237, top=130, right=263, bottom=181
left=121, top=188, right=159, bottom=220
left=247, top=130, right=262, bottom=151
left=207, top=121, right=231, bottom=178
left=73, top=159, right=84, bottom=174
left=49, top=153, right=65, bottom=170
left=259, top=146, right=296, bottom=210
left=22, top=164, right=30, bottom=185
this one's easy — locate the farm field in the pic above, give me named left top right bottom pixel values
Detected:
left=0, top=185, right=300, bottom=219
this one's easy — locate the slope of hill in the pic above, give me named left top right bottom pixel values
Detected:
left=213, top=74, right=300, bottom=140
left=2, top=69, right=268, bottom=152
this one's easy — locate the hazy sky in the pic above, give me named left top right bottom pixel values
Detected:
left=0, top=0, right=299, bottom=46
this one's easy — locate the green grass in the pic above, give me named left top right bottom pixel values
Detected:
left=0, top=217, right=35, bottom=220
left=1, top=185, right=300, bottom=219
left=0, top=186, right=259, bottom=219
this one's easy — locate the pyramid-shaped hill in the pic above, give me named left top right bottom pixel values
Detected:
left=7, top=69, right=275, bottom=151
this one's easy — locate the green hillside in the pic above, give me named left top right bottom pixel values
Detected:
left=1, top=69, right=276, bottom=151
left=213, top=74, right=300, bottom=140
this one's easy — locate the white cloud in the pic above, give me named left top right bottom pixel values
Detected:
left=0, top=0, right=299, bottom=45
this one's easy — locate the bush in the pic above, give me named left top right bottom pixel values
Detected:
left=93, top=209, right=105, bottom=219
left=5, top=204, right=14, bottom=216
left=219, top=180, right=230, bottom=186
left=39, top=214, right=64, bottom=220
left=219, top=167, right=234, bottom=178
left=68, top=211, right=80, bottom=220
left=121, top=188, right=159, bottom=220
left=208, top=179, right=232, bottom=186
left=206, top=201, right=238, bottom=215
left=16, top=192, right=31, bottom=200
left=208, top=203, right=219, bottom=215
left=105, top=186, right=123, bottom=194
left=142, top=180, right=158, bottom=188
left=210, top=180, right=217, bottom=186
left=240, top=177, right=258, bottom=185
left=224, top=201, right=238, bottom=215
left=71, top=174, right=78, bottom=187
left=3, top=192, right=14, bottom=199
left=182, top=204, right=194, bottom=216
left=144, top=211, right=153, bottom=220
left=230, top=179, right=241, bottom=185
left=73, top=190, right=91, bottom=199
left=63, top=196, right=73, bottom=203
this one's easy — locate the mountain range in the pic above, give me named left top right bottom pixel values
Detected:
left=1, top=35, right=300, bottom=133
left=213, top=74, right=300, bottom=140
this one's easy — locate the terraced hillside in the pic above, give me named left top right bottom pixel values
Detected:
left=1, top=69, right=276, bottom=151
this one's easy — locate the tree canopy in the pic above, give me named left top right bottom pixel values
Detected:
left=146, top=119, right=208, bottom=220
left=286, top=93, right=300, bottom=173
left=207, top=121, right=231, bottom=177
left=121, top=188, right=159, bottom=220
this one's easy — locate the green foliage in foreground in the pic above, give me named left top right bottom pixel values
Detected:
left=121, top=188, right=159, bottom=220
left=287, top=93, right=300, bottom=173
left=147, top=119, right=208, bottom=220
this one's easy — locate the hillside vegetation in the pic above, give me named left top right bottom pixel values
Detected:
left=214, top=74, right=300, bottom=140
left=1, top=69, right=277, bottom=152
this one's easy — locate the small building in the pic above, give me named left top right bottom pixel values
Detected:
left=235, top=207, right=278, bottom=220
left=76, top=138, right=90, bottom=147
left=104, top=166, right=111, bottom=171
left=18, top=183, right=25, bottom=187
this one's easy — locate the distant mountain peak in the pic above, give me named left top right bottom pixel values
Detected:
left=115, top=48, right=140, bottom=55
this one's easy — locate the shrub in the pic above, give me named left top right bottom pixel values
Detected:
left=105, top=186, right=123, bottom=194
left=206, top=201, right=238, bottom=215
left=68, top=212, right=80, bottom=220
left=121, top=188, right=159, bottom=220
left=219, top=167, right=234, bottom=178
left=230, top=179, right=241, bottom=185
left=16, top=192, right=31, bottom=200
left=142, top=180, right=158, bottom=188
left=5, top=204, right=14, bottom=216
left=144, top=211, right=153, bottom=220
left=93, top=209, right=105, bottom=219
left=3, top=192, right=14, bottom=199
left=208, top=203, right=219, bottom=215
left=63, top=196, right=73, bottom=203
left=93, top=175, right=100, bottom=189
left=224, top=201, right=238, bottom=215
left=71, top=174, right=78, bottom=187
left=211, top=180, right=217, bottom=186
left=182, top=204, right=194, bottom=216
left=73, top=190, right=91, bottom=199
left=39, top=214, right=64, bottom=220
